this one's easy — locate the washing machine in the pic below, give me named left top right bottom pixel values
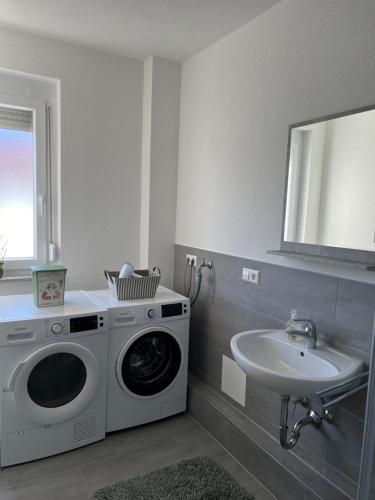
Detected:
left=87, top=286, right=190, bottom=433
left=0, top=290, right=108, bottom=466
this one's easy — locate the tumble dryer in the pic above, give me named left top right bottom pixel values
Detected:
left=88, top=287, right=190, bottom=433
left=0, top=291, right=108, bottom=466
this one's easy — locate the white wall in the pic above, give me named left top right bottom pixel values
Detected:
left=287, top=122, right=326, bottom=244
left=299, top=123, right=326, bottom=245
left=0, top=27, right=143, bottom=294
left=140, top=57, right=181, bottom=287
left=176, top=0, right=375, bottom=283
left=140, top=58, right=153, bottom=271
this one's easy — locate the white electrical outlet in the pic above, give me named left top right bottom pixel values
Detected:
left=249, top=269, right=260, bottom=285
left=242, top=267, right=260, bottom=285
left=242, top=268, right=250, bottom=281
left=186, top=254, right=198, bottom=267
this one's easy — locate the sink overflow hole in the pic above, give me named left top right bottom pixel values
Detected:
left=300, top=352, right=305, bottom=357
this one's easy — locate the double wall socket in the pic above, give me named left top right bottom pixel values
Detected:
left=242, top=267, right=260, bottom=285
left=186, top=254, right=198, bottom=267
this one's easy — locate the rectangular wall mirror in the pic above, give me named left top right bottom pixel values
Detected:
left=281, top=105, right=375, bottom=266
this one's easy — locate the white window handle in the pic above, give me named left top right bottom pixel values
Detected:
left=38, top=194, right=46, bottom=216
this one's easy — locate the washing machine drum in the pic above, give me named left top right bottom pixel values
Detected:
left=118, top=328, right=182, bottom=397
left=10, top=342, right=100, bottom=425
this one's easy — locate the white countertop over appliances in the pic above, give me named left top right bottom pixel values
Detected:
left=0, top=290, right=105, bottom=322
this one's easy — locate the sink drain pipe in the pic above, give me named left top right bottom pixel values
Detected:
left=279, top=395, right=321, bottom=449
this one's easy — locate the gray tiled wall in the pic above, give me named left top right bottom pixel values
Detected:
left=174, top=244, right=375, bottom=499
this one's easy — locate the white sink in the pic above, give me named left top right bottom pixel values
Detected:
left=230, top=330, right=364, bottom=397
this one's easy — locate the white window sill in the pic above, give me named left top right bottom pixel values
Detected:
left=0, top=274, right=32, bottom=282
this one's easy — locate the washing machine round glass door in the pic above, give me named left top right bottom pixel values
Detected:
left=117, top=327, right=182, bottom=397
left=10, top=342, right=100, bottom=425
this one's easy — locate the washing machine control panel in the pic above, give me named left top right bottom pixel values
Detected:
left=144, top=302, right=189, bottom=321
left=161, top=303, right=184, bottom=318
left=45, top=314, right=106, bottom=337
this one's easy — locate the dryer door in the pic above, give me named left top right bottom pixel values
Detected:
left=9, top=342, right=100, bottom=425
left=116, top=327, right=182, bottom=397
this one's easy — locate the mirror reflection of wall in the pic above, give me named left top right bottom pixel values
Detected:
left=284, top=108, right=375, bottom=252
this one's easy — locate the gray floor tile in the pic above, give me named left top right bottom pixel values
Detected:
left=80, top=417, right=226, bottom=494
left=4, top=438, right=116, bottom=488
left=0, top=413, right=276, bottom=499
left=304, top=491, right=323, bottom=500
left=307, top=477, right=352, bottom=500
left=106, top=412, right=196, bottom=453
left=0, top=469, right=89, bottom=500
left=214, top=454, right=276, bottom=499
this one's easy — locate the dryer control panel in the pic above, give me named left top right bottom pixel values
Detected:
left=45, top=313, right=106, bottom=337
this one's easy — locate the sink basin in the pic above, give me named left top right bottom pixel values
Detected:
left=230, top=330, right=364, bottom=397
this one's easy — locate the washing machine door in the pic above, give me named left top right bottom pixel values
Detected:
left=116, top=326, right=182, bottom=397
left=9, top=342, right=100, bottom=425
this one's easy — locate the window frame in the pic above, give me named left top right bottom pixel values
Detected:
left=0, top=92, right=48, bottom=271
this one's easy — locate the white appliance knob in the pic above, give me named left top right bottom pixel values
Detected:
left=51, top=323, right=63, bottom=334
left=148, top=309, right=156, bottom=319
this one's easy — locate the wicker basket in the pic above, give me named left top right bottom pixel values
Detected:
left=104, top=268, right=161, bottom=300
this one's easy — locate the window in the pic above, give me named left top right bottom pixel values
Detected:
left=0, top=91, right=50, bottom=272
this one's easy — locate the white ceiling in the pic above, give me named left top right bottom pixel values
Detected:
left=0, top=0, right=282, bottom=61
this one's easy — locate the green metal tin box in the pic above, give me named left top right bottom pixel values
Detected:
left=31, top=264, right=67, bottom=307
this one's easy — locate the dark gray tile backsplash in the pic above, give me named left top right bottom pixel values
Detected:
left=174, top=244, right=375, bottom=499
left=174, top=243, right=374, bottom=361
left=334, top=279, right=375, bottom=354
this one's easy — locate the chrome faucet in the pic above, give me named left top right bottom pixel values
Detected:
left=286, top=310, right=317, bottom=349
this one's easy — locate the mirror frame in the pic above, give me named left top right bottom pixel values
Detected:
left=280, top=104, right=375, bottom=267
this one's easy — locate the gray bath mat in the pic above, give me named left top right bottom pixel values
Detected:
left=93, top=456, right=254, bottom=499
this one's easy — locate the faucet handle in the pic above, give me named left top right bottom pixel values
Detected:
left=290, top=309, right=301, bottom=320
left=286, top=310, right=300, bottom=332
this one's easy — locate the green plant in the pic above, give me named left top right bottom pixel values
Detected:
left=0, top=235, right=7, bottom=268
